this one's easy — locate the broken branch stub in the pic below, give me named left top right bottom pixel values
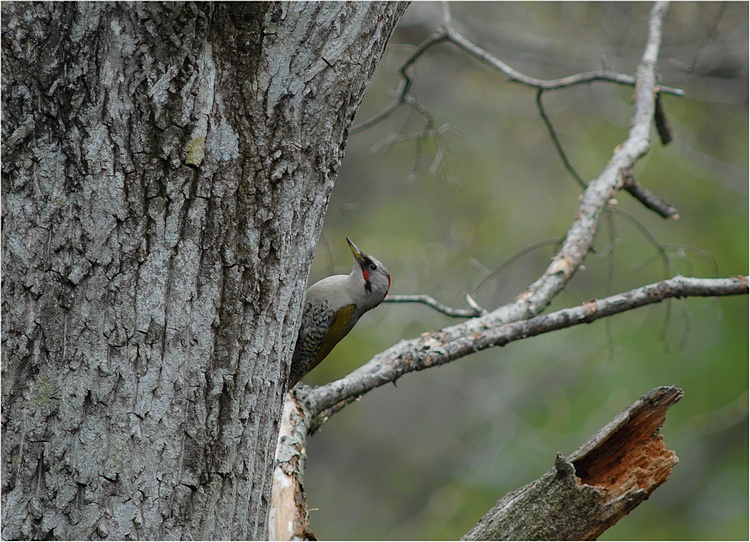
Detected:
left=462, top=386, right=684, bottom=541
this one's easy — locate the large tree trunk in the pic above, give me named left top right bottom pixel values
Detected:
left=1, top=2, right=407, bottom=539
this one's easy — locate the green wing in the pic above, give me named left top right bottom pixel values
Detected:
left=308, top=304, right=358, bottom=374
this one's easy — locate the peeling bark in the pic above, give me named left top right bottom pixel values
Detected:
left=268, top=397, right=314, bottom=541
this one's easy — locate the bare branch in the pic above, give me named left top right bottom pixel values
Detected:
left=351, top=30, right=448, bottom=134
left=470, top=237, right=562, bottom=299
left=499, top=0, right=670, bottom=317
left=654, top=92, right=674, bottom=145
left=610, top=207, right=671, bottom=277
left=304, top=275, right=747, bottom=422
left=353, top=2, right=683, bottom=135
left=384, top=294, right=485, bottom=317
left=440, top=2, right=683, bottom=96
left=536, top=89, right=588, bottom=188
left=369, top=122, right=460, bottom=181
left=621, top=170, right=681, bottom=219
left=462, top=386, right=684, bottom=540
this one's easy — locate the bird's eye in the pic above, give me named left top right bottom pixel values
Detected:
left=370, top=264, right=377, bottom=271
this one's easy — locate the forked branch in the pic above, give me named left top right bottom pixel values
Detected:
left=356, top=1, right=684, bottom=217
left=303, top=275, right=746, bottom=423
left=354, top=2, right=683, bottom=134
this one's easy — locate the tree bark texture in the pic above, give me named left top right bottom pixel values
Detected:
left=1, top=2, right=407, bottom=539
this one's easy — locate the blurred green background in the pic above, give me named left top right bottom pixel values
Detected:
left=300, top=3, right=748, bottom=540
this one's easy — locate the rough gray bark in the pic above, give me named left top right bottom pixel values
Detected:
left=1, top=2, right=408, bottom=539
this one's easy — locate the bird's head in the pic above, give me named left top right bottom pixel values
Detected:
left=347, top=237, right=391, bottom=309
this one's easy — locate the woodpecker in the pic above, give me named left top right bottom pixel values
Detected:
left=288, top=237, right=391, bottom=389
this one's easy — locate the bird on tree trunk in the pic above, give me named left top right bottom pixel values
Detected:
left=288, top=237, right=391, bottom=389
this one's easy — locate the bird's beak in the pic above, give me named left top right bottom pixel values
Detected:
left=346, top=237, right=366, bottom=263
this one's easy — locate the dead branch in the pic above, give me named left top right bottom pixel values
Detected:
left=461, top=386, right=684, bottom=540
left=303, top=275, right=747, bottom=422
left=441, top=5, right=682, bottom=96
left=621, top=170, right=680, bottom=219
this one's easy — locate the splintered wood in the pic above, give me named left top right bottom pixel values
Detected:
left=571, top=387, right=681, bottom=501
left=461, top=386, right=684, bottom=541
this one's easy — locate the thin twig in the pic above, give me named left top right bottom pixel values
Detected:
left=351, top=30, right=448, bottom=134
left=470, top=237, right=562, bottom=298
left=536, top=89, right=587, bottom=188
left=654, top=92, right=674, bottom=145
left=611, top=207, right=671, bottom=277
left=621, top=170, right=680, bottom=219
left=384, top=294, right=485, bottom=317
left=440, top=3, right=683, bottom=96
left=602, top=212, right=618, bottom=361
left=353, top=2, right=683, bottom=135
left=369, top=125, right=457, bottom=152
